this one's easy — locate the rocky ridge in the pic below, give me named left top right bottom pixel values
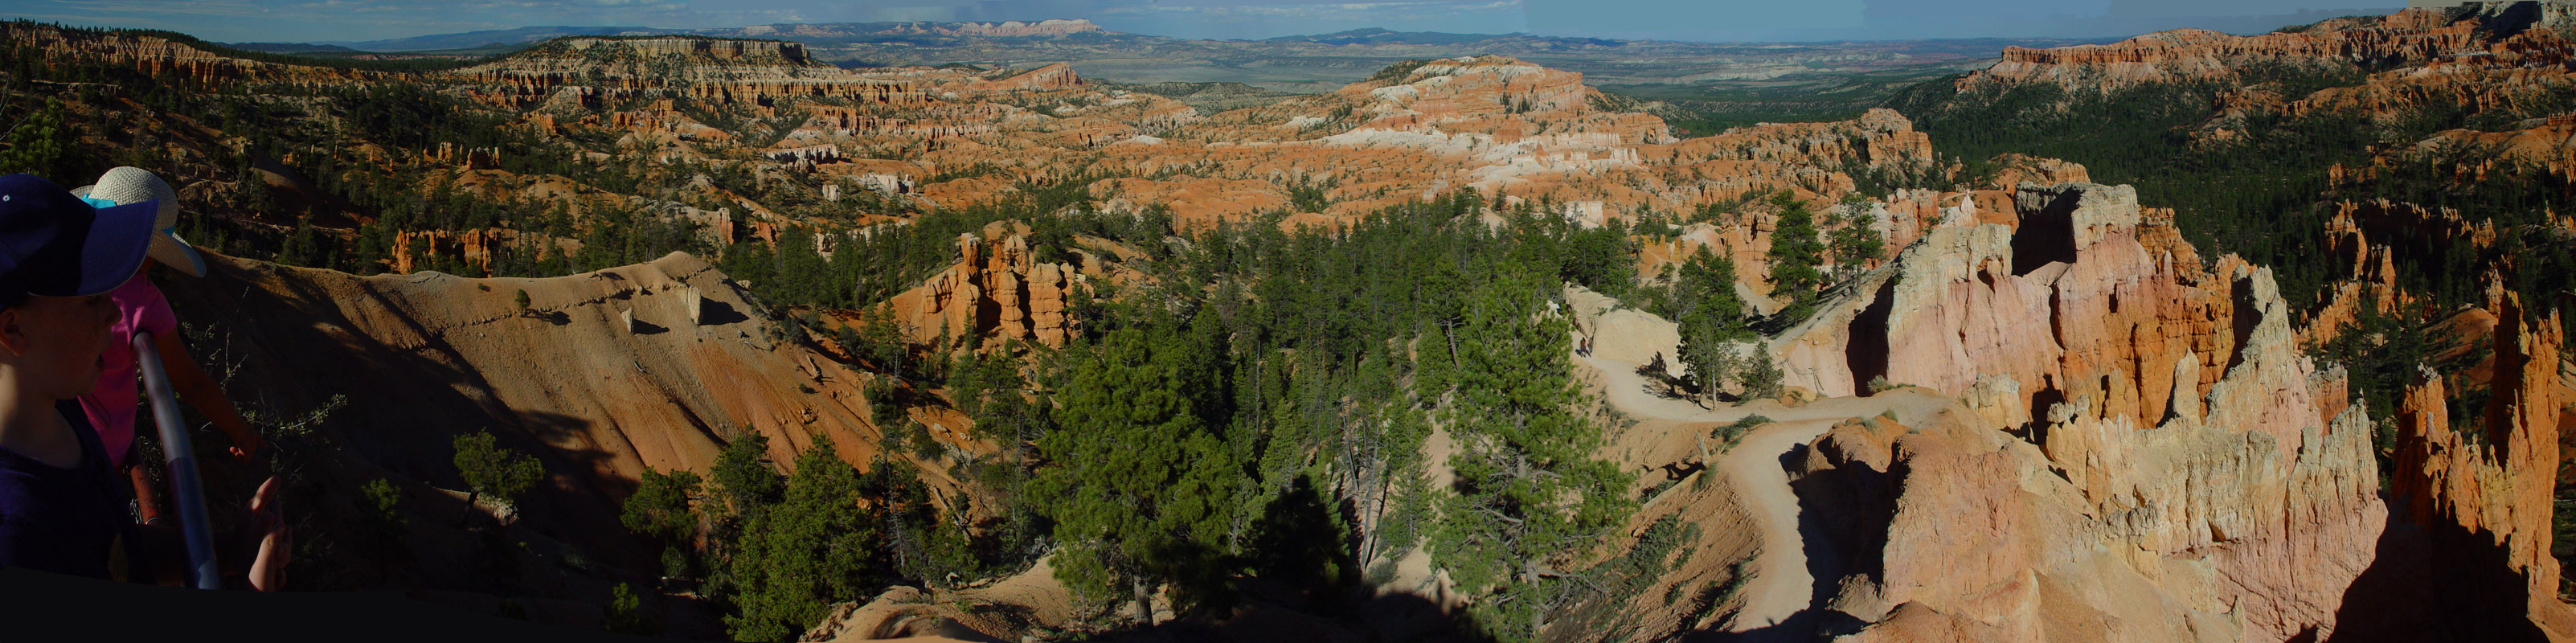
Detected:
left=457, top=37, right=944, bottom=107
left=1978, top=2, right=2576, bottom=89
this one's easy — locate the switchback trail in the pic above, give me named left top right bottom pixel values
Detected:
left=1574, top=353, right=1947, bottom=638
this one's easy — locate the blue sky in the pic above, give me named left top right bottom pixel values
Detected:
left=8, top=0, right=2408, bottom=44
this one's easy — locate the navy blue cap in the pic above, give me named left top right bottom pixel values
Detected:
left=0, top=174, right=158, bottom=305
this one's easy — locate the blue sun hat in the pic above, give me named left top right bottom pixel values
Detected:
left=0, top=173, right=158, bottom=309
left=73, top=166, right=204, bottom=277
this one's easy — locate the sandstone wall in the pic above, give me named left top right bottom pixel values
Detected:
left=1781, top=182, right=2238, bottom=431
left=1775, top=181, right=2388, bottom=641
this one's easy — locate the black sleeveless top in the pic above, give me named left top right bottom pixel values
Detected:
left=0, top=401, right=142, bottom=580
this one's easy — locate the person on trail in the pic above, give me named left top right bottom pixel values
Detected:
left=68, top=167, right=264, bottom=526
left=0, top=173, right=287, bottom=589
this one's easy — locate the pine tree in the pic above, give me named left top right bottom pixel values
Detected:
left=1431, top=270, right=1633, bottom=642
left=1677, top=323, right=1733, bottom=408
left=710, top=431, right=782, bottom=515
left=723, top=435, right=881, bottom=641
left=850, top=305, right=910, bottom=378
left=1674, top=246, right=1745, bottom=335
left=622, top=468, right=701, bottom=543
left=1829, top=197, right=1885, bottom=281
left=1030, top=326, right=1242, bottom=624
left=1738, top=350, right=1786, bottom=400
left=1765, top=194, right=1826, bottom=319
left=1675, top=246, right=1748, bottom=405
left=623, top=468, right=703, bottom=580
left=0, top=98, right=79, bottom=181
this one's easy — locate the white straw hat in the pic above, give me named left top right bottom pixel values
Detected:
left=74, top=166, right=205, bottom=277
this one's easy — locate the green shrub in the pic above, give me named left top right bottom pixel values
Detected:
left=622, top=468, right=702, bottom=543
left=1714, top=415, right=1770, bottom=450
left=361, top=477, right=403, bottom=533
left=607, top=583, right=657, bottom=635
left=452, top=431, right=545, bottom=510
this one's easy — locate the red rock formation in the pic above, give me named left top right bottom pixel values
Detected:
left=1974, top=2, right=2569, bottom=89
left=1783, top=182, right=2244, bottom=430
left=1775, top=180, right=2388, bottom=642
left=2302, top=199, right=2484, bottom=345
left=1089, top=176, right=1288, bottom=229
left=2386, top=287, right=2576, bottom=639
left=880, top=226, right=1084, bottom=350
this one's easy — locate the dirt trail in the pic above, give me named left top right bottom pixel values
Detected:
left=1575, top=354, right=1945, bottom=637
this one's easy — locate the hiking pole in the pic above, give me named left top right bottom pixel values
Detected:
left=133, top=330, right=220, bottom=589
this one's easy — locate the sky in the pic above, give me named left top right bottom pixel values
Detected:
left=7, top=0, right=2414, bottom=45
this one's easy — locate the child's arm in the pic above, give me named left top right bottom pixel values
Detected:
left=152, top=330, right=264, bottom=461
left=133, top=477, right=289, bottom=590
left=127, top=461, right=162, bottom=525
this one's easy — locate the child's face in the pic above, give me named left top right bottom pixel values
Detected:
left=6, top=293, right=117, bottom=399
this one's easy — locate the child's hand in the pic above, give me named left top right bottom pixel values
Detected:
left=243, top=477, right=289, bottom=591
left=226, top=430, right=266, bottom=462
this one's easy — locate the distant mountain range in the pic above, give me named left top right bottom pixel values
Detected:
left=313, top=19, right=1113, bottom=52
left=260, top=19, right=2105, bottom=94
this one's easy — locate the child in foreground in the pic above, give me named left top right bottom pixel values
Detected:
left=0, top=173, right=285, bottom=589
left=71, top=167, right=265, bottom=526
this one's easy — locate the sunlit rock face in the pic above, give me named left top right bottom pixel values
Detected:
left=881, top=225, right=1086, bottom=350
left=1766, top=182, right=2386, bottom=642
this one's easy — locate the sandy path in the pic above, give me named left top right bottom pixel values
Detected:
left=1708, top=417, right=1833, bottom=633
left=1575, top=354, right=1945, bottom=635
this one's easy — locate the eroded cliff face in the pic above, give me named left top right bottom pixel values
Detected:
left=1978, top=2, right=2576, bottom=90
left=875, top=223, right=1100, bottom=350
left=2369, top=288, right=2576, bottom=640
left=457, top=37, right=947, bottom=108
left=1781, top=183, right=2230, bottom=421
left=1959, top=1, right=2576, bottom=190
left=1636, top=6, right=2576, bottom=639
left=1752, top=182, right=2388, bottom=642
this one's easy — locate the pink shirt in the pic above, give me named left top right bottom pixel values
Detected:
left=76, top=276, right=176, bottom=471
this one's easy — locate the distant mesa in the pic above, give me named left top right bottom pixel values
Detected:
left=850, top=18, right=1104, bottom=39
